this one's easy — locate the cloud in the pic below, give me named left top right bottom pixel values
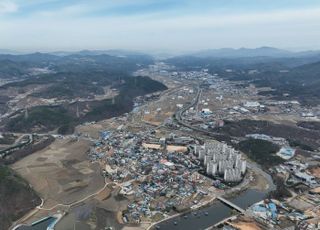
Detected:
left=0, top=0, right=18, bottom=14
left=30, top=0, right=179, bottom=19
left=1, top=4, right=320, bottom=51
left=36, top=3, right=89, bottom=17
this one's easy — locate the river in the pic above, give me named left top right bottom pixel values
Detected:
left=155, top=189, right=266, bottom=230
left=153, top=160, right=276, bottom=230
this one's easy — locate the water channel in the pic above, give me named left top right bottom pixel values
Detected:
left=155, top=160, right=276, bottom=230
left=156, top=189, right=266, bottom=230
left=16, top=217, right=57, bottom=230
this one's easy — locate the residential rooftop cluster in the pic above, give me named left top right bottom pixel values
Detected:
left=245, top=196, right=320, bottom=230
left=88, top=129, right=219, bottom=223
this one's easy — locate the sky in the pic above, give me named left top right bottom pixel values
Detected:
left=1, top=0, right=320, bottom=53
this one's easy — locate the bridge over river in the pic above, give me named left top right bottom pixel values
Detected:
left=217, top=196, right=245, bottom=213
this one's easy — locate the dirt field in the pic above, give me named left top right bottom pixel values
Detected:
left=309, top=167, right=320, bottom=178
left=250, top=169, right=270, bottom=191
left=76, top=115, right=126, bottom=140
left=229, top=221, right=262, bottom=230
left=11, top=138, right=105, bottom=208
left=140, top=86, right=193, bottom=125
left=228, top=216, right=263, bottom=230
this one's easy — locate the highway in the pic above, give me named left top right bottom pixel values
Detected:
left=11, top=80, right=275, bottom=230
left=173, top=85, right=276, bottom=191
left=172, top=83, right=276, bottom=207
left=173, top=86, right=227, bottom=140
left=174, top=86, right=201, bottom=129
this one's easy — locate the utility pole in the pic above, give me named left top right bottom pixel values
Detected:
left=24, top=108, right=29, bottom=120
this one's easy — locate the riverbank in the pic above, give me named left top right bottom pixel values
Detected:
left=146, top=159, right=276, bottom=230
left=147, top=195, right=217, bottom=230
left=152, top=189, right=267, bottom=230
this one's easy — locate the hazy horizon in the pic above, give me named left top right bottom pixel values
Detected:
left=1, top=46, right=320, bottom=57
left=1, top=0, right=320, bottom=52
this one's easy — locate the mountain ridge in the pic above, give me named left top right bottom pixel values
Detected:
left=188, top=47, right=320, bottom=58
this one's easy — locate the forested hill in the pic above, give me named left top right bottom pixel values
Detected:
left=0, top=52, right=167, bottom=134
left=2, top=75, right=167, bottom=134
left=0, top=52, right=154, bottom=78
left=252, top=61, right=320, bottom=105
left=0, top=164, right=41, bottom=230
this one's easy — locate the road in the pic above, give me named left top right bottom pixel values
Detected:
left=173, top=85, right=275, bottom=190
left=0, top=134, right=33, bottom=159
left=174, top=85, right=201, bottom=126
left=11, top=77, right=276, bottom=230
left=173, top=86, right=227, bottom=140
left=11, top=176, right=138, bottom=229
